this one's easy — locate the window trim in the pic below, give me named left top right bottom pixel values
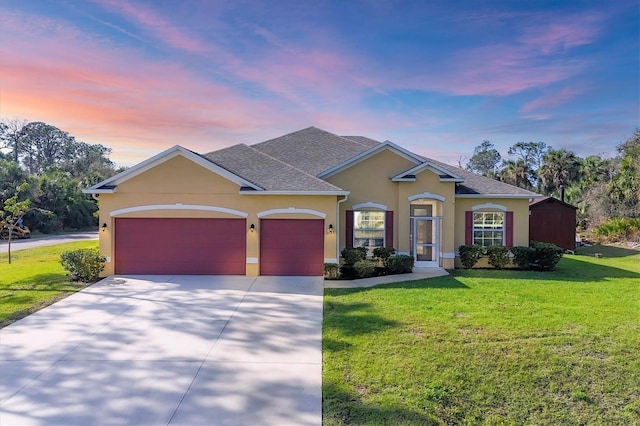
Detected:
left=472, top=211, right=505, bottom=247
left=353, top=210, right=385, bottom=250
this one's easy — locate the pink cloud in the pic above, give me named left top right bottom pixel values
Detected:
left=519, top=12, right=603, bottom=54
left=521, top=88, right=582, bottom=115
left=92, top=0, right=211, bottom=53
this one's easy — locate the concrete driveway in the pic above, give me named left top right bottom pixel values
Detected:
left=0, top=275, right=323, bottom=425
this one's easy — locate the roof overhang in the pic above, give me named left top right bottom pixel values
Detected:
left=239, top=190, right=350, bottom=196
left=455, top=194, right=544, bottom=199
left=83, top=145, right=262, bottom=194
left=392, top=162, right=464, bottom=182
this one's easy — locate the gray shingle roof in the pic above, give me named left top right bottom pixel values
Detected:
left=199, top=126, right=539, bottom=197
left=203, top=144, right=343, bottom=192
left=426, top=158, right=539, bottom=196
left=251, top=127, right=373, bottom=176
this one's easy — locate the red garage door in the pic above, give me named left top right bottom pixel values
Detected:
left=260, top=219, right=324, bottom=276
left=115, top=218, right=246, bottom=275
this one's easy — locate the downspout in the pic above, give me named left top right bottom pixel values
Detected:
left=336, top=194, right=349, bottom=261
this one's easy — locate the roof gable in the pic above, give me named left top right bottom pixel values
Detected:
left=391, top=160, right=464, bottom=183
left=84, top=145, right=260, bottom=193
left=318, top=140, right=424, bottom=179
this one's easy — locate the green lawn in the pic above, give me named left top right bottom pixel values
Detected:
left=323, top=246, right=640, bottom=425
left=0, top=241, right=99, bottom=328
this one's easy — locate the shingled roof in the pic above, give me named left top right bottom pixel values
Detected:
left=427, top=158, right=539, bottom=197
left=201, top=126, right=539, bottom=197
left=251, top=127, right=373, bottom=176
left=202, top=144, right=344, bottom=192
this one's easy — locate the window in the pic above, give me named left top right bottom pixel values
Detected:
left=473, top=212, right=504, bottom=247
left=353, top=211, right=385, bottom=250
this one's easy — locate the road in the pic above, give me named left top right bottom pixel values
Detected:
left=0, top=232, right=98, bottom=253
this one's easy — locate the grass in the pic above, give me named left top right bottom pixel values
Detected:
left=0, top=240, right=98, bottom=328
left=323, top=245, right=640, bottom=425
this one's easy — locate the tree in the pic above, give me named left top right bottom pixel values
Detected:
left=467, top=141, right=501, bottom=177
left=17, top=122, right=76, bottom=174
left=499, top=159, right=535, bottom=189
left=0, top=118, right=29, bottom=163
left=507, top=141, right=549, bottom=191
left=1, top=183, right=33, bottom=264
left=539, top=149, right=581, bottom=196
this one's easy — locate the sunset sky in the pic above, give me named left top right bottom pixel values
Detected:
left=1, top=0, right=638, bottom=167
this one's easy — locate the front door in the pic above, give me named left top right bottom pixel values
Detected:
left=413, top=217, right=439, bottom=267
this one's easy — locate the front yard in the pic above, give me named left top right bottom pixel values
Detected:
left=323, top=246, right=640, bottom=425
left=0, top=241, right=97, bottom=328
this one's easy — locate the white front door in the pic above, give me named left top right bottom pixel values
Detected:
left=413, top=217, right=439, bottom=267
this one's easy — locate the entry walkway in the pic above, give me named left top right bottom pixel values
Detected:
left=324, top=267, right=449, bottom=288
left=0, top=275, right=323, bottom=425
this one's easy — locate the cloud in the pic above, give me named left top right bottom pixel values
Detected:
left=521, top=88, right=582, bottom=117
left=91, top=0, right=211, bottom=53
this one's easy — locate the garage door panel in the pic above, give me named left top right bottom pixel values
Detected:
left=260, top=219, right=324, bottom=276
left=115, top=218, right=245, bottom=275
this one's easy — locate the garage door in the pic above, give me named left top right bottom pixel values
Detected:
left=260, top=219, right=324, bottom=276
left=115, top=218, right=246, bottom=275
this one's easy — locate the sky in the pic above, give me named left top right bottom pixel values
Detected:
left=1, top=0, right=638, bottom=168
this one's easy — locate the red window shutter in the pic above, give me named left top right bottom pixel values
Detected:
left=345, top=210, right=354, bottom=248
left=505, top=211, right=514, bottom=247
left=385, top=211, right=394, bottom=248
left=465, top=211, right=473, bottom=244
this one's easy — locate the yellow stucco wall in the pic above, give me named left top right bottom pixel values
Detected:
left=326, top=150, right=458, bottom=268
left=97, top=155, right=337, bottom=276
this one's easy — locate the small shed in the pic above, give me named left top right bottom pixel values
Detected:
left=529, top=197, right=577, bottom=250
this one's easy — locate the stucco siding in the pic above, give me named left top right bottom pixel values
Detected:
left=97, top=157, right=337, bottom=276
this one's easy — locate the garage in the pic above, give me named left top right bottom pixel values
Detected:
left=260, top=219, right=325, bottom=276
left=115, top=218, right=246, bottom=275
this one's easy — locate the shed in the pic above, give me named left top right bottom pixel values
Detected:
left=529, top=197, right=577, bottom=250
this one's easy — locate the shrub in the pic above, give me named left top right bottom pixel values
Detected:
left=529, top=241, right=563, bottom=271
left=353, top=260, right=377, bottom=278
left=372, top=247, right=396, bottom=267
left=458, top=244, right=484, bottom=269
left=60, top=248, right=106, bottom=283
left=593, top=218, right=640, bottom=243
left=511, top=246, right=534, bottom=269
left=341, top=247, right=367, bottom=265
left=324, top=263, right=339, bottom=279
left=486, top=245, right=510, bottom=269
left=387, top=255, right=414, bottom=274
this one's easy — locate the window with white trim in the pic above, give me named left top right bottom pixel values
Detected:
left=473, top=212, right=504, bottom=247
left=353, top=211, right=385, bottom=250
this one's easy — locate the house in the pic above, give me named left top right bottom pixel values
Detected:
left=529, top=196, right=577, bottom=250
left=84, top=127, right=540, bottom=276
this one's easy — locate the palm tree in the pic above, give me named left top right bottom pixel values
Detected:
left=499, top=159, right=534, bottom=190
left=539, top=149, right=581, bottom=195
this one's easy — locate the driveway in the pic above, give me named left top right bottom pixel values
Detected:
left=0, top=275, right=323, bottom=425
left=0, top=232, right=98, bottom=253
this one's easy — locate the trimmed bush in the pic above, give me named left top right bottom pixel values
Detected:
left=529, top=241, right=563, bottom=271
left=486, top=245, right=510, bottom=269
left=373, top=247, right=396, bottom=267
left=341, top=247, right=367, bottom=265
left=387, top=255, right=414, bottom=274
left=324, top=263, right=339, bottom=279
left=60, top=248, right=106, bottom=283
left=354, top=260, right=377, bottom=278
left=458, top=244, right=484, bottom=269
left=511, top=246, right=534, bottom=269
